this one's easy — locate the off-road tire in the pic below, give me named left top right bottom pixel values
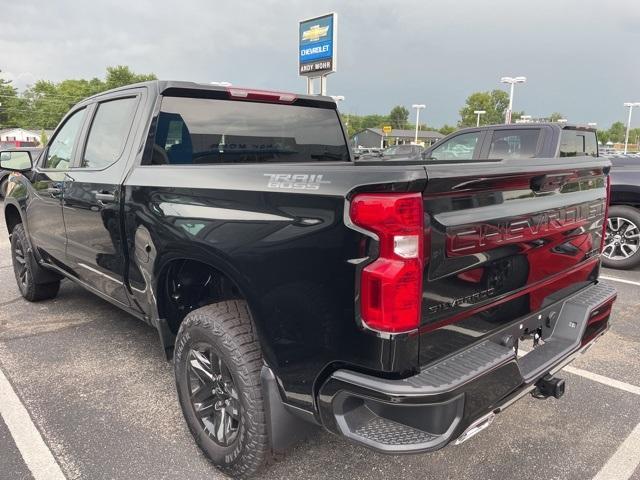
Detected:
left=10, top=223, right=60, bottom=301
left=174, top=300, right=270, bottom=479
left=602, top=205, right=640, bottom=270
left=0, top=177, right=8, bottom=198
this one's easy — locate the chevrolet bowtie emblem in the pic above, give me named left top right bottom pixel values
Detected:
left=302, top=24, right=329, bottom=42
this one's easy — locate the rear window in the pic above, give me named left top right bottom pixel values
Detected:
left=560, top=129, right=598, bottom=157
left=488, top=129, right=540, bottom=159
left=147, top=96, right=349, bottom=165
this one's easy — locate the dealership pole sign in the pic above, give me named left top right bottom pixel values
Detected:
left=299, top=13, right=337, bottom=77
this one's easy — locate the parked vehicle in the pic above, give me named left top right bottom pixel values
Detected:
left=603, top=154, right=640, bottom=269
left=0, top=148, right=42, bottom=197
left=422, top=123, right=599, bottom=162
left=353, top=147, right=380, bottom=156
left=2, top=82, right=616, bottom=478
left=378, top=143, right=424, bottom=161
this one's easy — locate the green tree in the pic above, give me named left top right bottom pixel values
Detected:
left=549, top=112, right=564, bottom=122
left=0, top=71, right=21, bottom=127
left=439, top=124, right=457, bottom=135
left=608, top=121, right=626, bottom=143
left=628, top=127, right=640, bottom=150
left=105, top=65, right=156, bottom=90
left=342, top=113, right=391, bottom=138
left=597, top=130, right=610, bottom=144
left=40, top=129, right=48, bottom=146
left=389, top=105, right=409, bottom=129
left=17, top=66, right=157, bottom=130
left=459, top=90, right=511, bottom=127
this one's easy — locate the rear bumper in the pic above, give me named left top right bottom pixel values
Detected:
left=317, top=282, right=617, bottom=453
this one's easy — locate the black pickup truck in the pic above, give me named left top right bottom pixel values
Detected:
left=2, top=82, right=616, bottom=478
left=603, top=154, right=640, bottom=269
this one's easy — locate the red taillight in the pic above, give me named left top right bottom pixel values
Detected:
left=350, top=193, right=424, bottom=333
left=601, top=175, right=611, bottom=253
left=227, top=87, right=296, bottom=103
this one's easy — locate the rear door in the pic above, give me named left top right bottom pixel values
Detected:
left=62, top=91, right=143, bottom=306
left=419, top=128, right=607, bottom=366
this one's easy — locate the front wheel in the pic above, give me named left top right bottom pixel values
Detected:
left=11, top=223, right=60, bottom=301
left=602, top=205, right=640, bottom=270
left=174, top=301, right=270, bottom=478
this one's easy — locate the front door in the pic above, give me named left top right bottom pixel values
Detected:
left=63, top=95, right=141, bottom=306
left=26, top=107, right=88, bottom=267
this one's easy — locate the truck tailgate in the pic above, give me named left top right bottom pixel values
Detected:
left=419, top=156, right=610, bottom=367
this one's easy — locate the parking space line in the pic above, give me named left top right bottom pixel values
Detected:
left=518, top=349, right=640, bottom=396
left=0, top=367, right=66, bottom=480
left=562, top=365, right=640, bottom=396
left=592, top=423, right=640, bottom=480
left=600, top=275, right=640, bottom=287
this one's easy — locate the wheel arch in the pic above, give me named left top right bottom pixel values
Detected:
left=609, top=186, right=640, bottom=209
left=4, top=201, right=24, bottom=235
left=151, top=252, right=266, bottom=356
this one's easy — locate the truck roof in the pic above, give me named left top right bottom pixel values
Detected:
left=82, top=80, right=337, bottom=106
left=454, top=122, right=597, bottom=134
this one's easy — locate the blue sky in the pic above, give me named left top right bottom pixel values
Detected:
left=1, top=0, right=639, bottom=128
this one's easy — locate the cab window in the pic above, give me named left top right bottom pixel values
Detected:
left=560, top=129, right=598, bottom=157
left=488, top=129, right=540, bottom=159
left=44, top=108, right=87, bottom=170
left=429, top=131, right=481, bottom=161
left=82, top=97, right=138, bottom=169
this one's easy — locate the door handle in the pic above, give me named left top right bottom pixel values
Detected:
left=95, top=192, right=116, bottom=203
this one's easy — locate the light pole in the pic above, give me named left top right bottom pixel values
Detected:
left=500, top=76, right=526, bottom=124
left=623, top=102, right=640, bottom=154
left=412, top=104, right=426, bottom=144
left=474, top=110, right=486, bottom=127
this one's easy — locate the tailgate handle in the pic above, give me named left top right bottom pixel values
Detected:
left=530, top=173, right=574, bottom=193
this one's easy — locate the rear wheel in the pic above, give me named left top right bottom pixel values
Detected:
left=602, top=205, right=640, bottom=270
left=174, top=300, right=270, bottom=478
left=11, top=224, right=60, bottom=301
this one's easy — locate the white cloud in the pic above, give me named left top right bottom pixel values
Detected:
left=0, top=0, right=639, bottom=126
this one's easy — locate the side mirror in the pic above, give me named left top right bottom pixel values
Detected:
left=0, top=151, right=33, bottom=172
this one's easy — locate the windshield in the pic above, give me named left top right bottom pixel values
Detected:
left=148, top=96, right=350, bottom=165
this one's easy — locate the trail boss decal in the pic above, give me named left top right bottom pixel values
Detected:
left=265, top=174, right=331, bottom=190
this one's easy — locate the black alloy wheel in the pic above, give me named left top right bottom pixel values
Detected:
left=13, top=238, right=29, bottom=291
left=187, top=343, right=241, bottom=446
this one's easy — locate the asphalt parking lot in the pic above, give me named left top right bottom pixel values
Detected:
left=0, top=208, right=639, bottom=480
